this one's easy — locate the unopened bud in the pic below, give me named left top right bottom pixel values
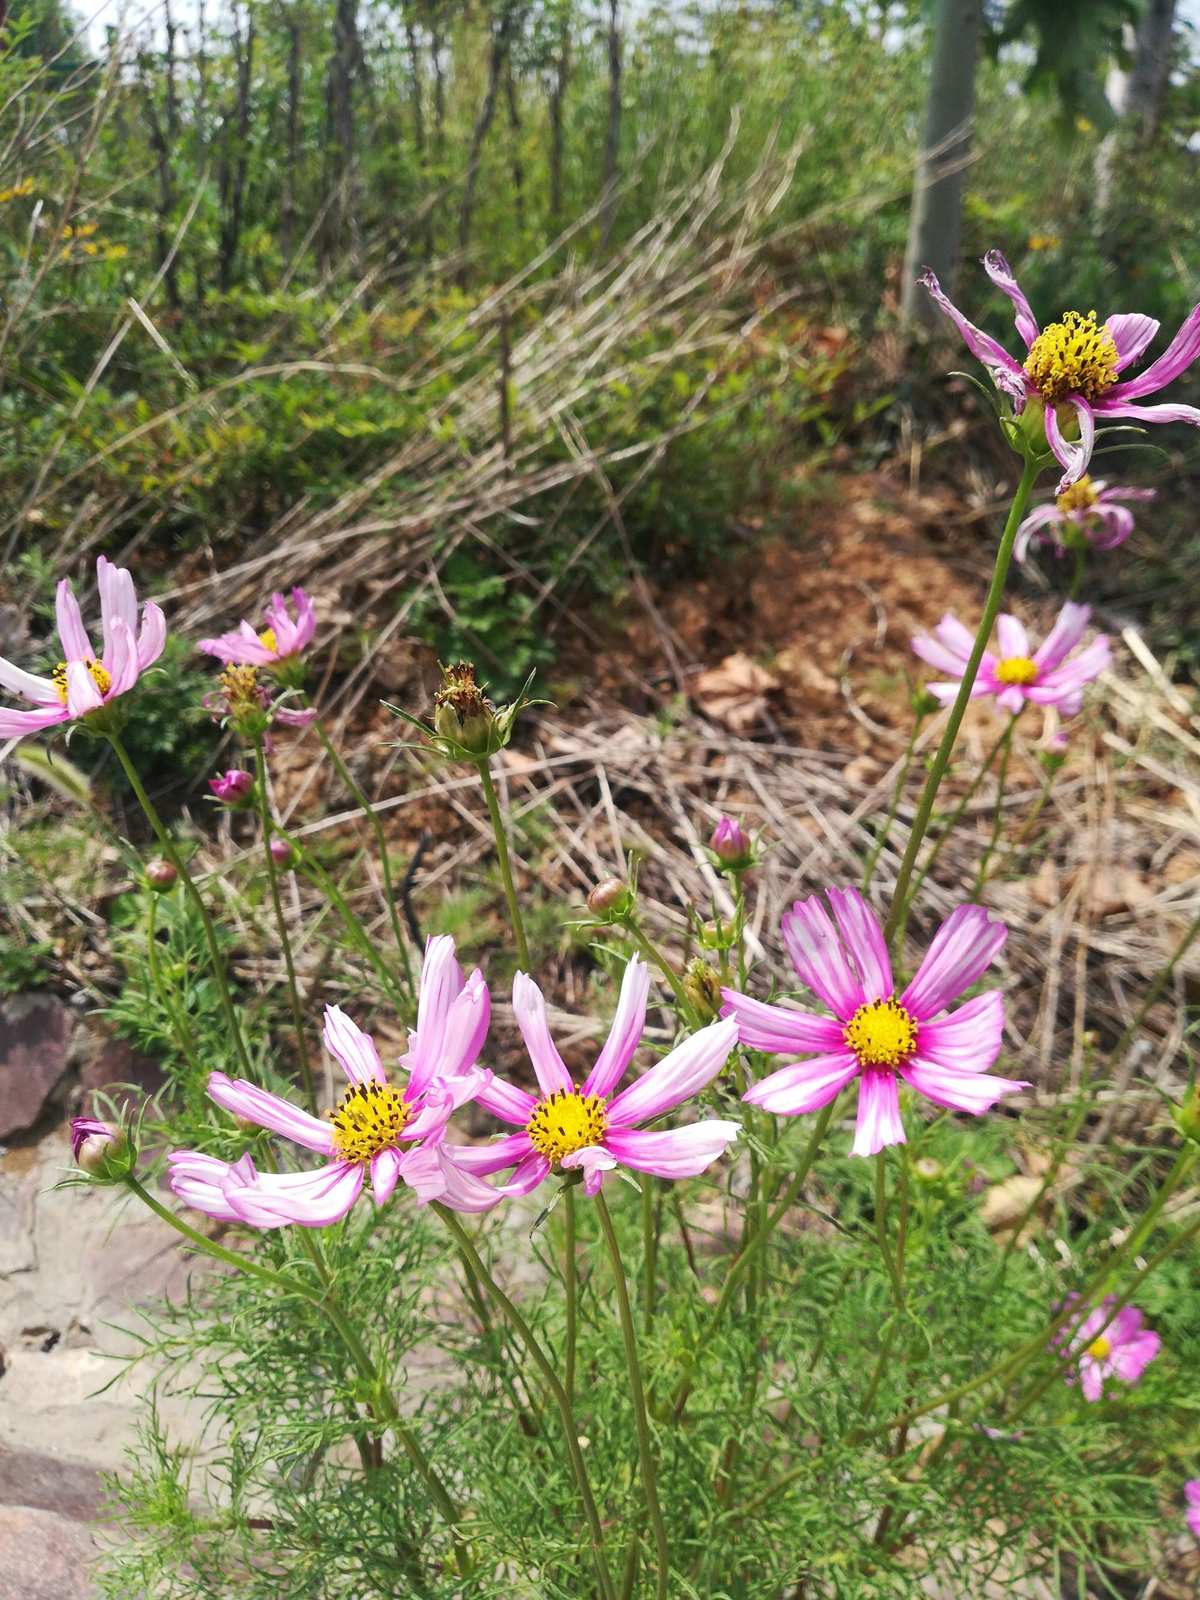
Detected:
left=433, top=662, right=499, bottom=756
left=208, top=768, right=254, bottom=806
left=1173, top=1091, right=1200, bottom=1147
left=710, top=816, right=754, bottom=871
left=70, top=1116, right=133, bottom=1180
left=698, top=920, right=734, bottom=952
left=269, top=836, right=296, bottom=867
left=910, top=688, right=942, bottom=720
left=587, top=877, right=633, bottom=921
left=682, top=959, right=723, bottom=1023
left=913, top=1156, right=943, bottom=1183
left=145, top=858, right=177, bottom=891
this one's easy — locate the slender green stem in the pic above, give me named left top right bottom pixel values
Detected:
left=564, top=1185, right=578, bottom=1410
left=107, top=732, right=254, bottom=1079
left=434, top=1205, right=616, bottom=1600
left=641, top=1179, right=658, bottom=1336
left=861, top=714, right=925, bottom=891
left=144, top=894, right=203, bottom=1076
left=622, top=916, right=700, bottom=1027
left=883, top=453, right=1042, bottom=949
left=476, top=757, right=530, bottom=970
left=672, top=1098, right=837, bottom=1420
left=312, top=715, right=414, bottom=997
left=971, top=716, right=1017, bottom=898
left=595, top=1192, right=670, bottom=1600
left=1108, top=909, right=1200, bottom=1073
left=253, top=737, right=315, bottom=1112
left=874, top=1152, right=904, bottom=1307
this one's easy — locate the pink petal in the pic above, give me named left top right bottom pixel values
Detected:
left=1045, top=397, right=1095, bottom=492
left=1091, top=399, right=1200, bottom=428
left=371, top=1147, right=403, bottom=1205
left=406, top=939, right=489, bottom=1097
left=919, top=268, right=1031, bottom=403
left=1014, top=503, right=1063, bottom=562
left=196, top=631, right=273, bottom=666
left=227, top=1162, right=363, bottom=1228
left=448, top=1131, right=534, bottom=1175
left=136, top=601, right=167, bottom=670
left=512, top=971, right=572, bottom=1097
left=493, top=1151, right=552, bottom=1196
left=1111, top=1328, right=1160, bottom=1385
left=322, top=1004, right=386, bottom=1086
left=995, top=686, right=1025, bottom=715
left=472, top=1075, right=537, bottom=1125
left=64, top=659, right=103, bottom=718
left=605, top=1016, right=737, bottom=1128
left=995, top=613, right=1030, bottom=660
left=273, top=704, right=318, bottom=728
left=1032, top=637, right=1110, bottom=697
left=912, top=630, right=970, bottom=678
left=901, top=1056, right=1028, bottom=1115
left=104, top=617, right=139, bottom=699
left=901, top=905, right=1007, bottom=1021
left=1104, top=302, right=1200, bottom=399
left=55, top=579, right=92, bottom=662
left=0, top=653, right=58, bottom=706
left=207, top=1071, right=336, bottom=1154
left=781, top=894, right=864, bottom=1020
left=742, top=1051, right=859, bottom=1115
left=560, top=1143, right=618, bottom=1197
left=1032, top=601, right=1090, bottom=672
left=97, top=556, right=137, bottom=661
left=915, top=991, right=1004, bottom=1073
left=431, top=1145, right=504, bottom=1212
left=826, top=887, right=891, bottom=1004
left=1104, top=312, right=1159, bottom=371
left=1090, top=504, right=1134, bottom=550
left=719, top=990, right=846, bottom=1055
left=982, top=251, right=1040, bottom=349
left=1079, top=1360, right=1105, bottom=1402
left=582, top=954, right=651, bottom=1099
left=933, top=614, right=977, bottom=659
left=0, top=704, right=68, bottom=738
left=851, top=1070, right=905, bottom=1157
left=601, top=1120, right=741, bottom=1180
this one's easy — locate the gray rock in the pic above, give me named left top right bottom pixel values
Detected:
left=0, top=994, right=75, bottom=1140
left=75, top=1033, right=164, bottom=1119
left=0, top=1504, right=98, bottom=1600
left=0, top=1446, right=107, bottom=1521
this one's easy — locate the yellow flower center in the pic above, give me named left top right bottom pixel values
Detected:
left=52, top=658, right=112, bottom=706
left=329, top=1080, right=411, bottom=1164
left=258, top=627, right=278, bottom=654
left=526, top=1089, right=608, bottom=1165
left=1055, top=474, right=1099, bottom=515
left=1024, top=311, right=1119, bottom=404
left=1086, top=1335, right=1112, bottom=1361
left=219, top=663, right=261, bottom=710
left=994, top=656, right=1039, bottom=687
left=844, top=998, right=918, bottom=1068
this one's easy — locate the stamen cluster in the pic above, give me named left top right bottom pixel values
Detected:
left=526, top=1088, right=608, bottom=1164
left=329, top=1080, right=412, bottom=1163
left=1024, top=311, right=1119, bottom=404
left=843, top=997, right=917, bottom=1069
left=1055, top=475, right=1099, bottom=515
left=52, top=658, right=111, bottom=705
left=994, top=656, right=1039, bottom=686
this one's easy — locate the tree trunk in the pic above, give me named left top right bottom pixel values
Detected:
left=900, top=0, right=982, bottom=328
left=404, top=8, right=433, bottom=258
left=280, top=11, right=302, bottom=264
left=1125, top=0, right=1176, bottom=144
left=324, top=0, right=363, bottom=272
left=599, top=0, right=621, bottom=245
left=547, top=1, right=569, bottom=223
left=504, top=57, right=525, bottom=237
left=456, top=1, right=519, bottom=283
left=217, top=4, right=256, bottom=292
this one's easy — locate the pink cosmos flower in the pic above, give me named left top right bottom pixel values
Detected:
left=1015, top=477, right=1155, bottom=562
left=1056, top=1294, right=1161, bottom=1402
left=922, top=251, right=1200, bottom=490
left=451, top=956, right=740, bottom=1197
left=0, top=556, right=165, bottom=742
left=722, top=887, right=1026, bottom=1157
left=208, top=768, right=254, bottom=804
left=198, top=587, right=316, bottom=669
left=1185, top=1480, right=1200, bottom=1539
left=912, top=602, right=1110, bottom=719
left=167, top=936, right=498, bottom=1226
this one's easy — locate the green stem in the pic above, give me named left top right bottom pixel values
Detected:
left=476, top=757, right=530, bottom=970
left=144, top=894, right=203, bottom=1077
left=861, top=713, right=925, bottom=891
left=622, top=916, right=700, bottom=1027
left=874, top=1152, right=904, bottom=1308
left=595, top=1191, right=670, bottom=1600
left=434, top=1205, right=616, bottom=1600
left=883, top=453, right=1042, bottom=949
left=641, top=1179, right=658, bottom=1336
left=107, top=731, right=254, bottom=1079
left=970, top=716, right=1017, bottom=899
left=564, top=1185, right=578, bottom=1410
left=253, top=737, right=315, bottom=1112
left=312, top=715, right=414, bottom=998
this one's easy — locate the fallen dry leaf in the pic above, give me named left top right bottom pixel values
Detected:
left=693, top=652, right=779, bottom=733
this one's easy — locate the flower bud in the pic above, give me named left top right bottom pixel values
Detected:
left=433, top=662, right=499, bottom=757
left=145, top=858, right=177, bottom=891
left=208, top=768, right=254, bottom=806
left=587, top=877, right=634, bottom=921
left=710, top=816, right=754, bottom=871
left=910, top=688, right=942, bottom=720
left=698, top=920, right=735, bottom=952
left=269, top=837, right=296, bottom=867
left=682, top=959, right=723, bottom=1023
left=1173, top=1091, right=1200, bottom=1147
left=912, top=1156, right=943, bottom=1183
left=70, top=1116, right=133, bottom=1180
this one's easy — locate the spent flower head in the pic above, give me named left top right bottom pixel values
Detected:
left=392, top=660, right=537, bottom=762
left=1015, top=477, right=1156, bottom=563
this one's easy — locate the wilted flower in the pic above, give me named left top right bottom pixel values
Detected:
left=452, top=956, right=739, bottom=1197
left=912, top=602, right=1109, bottom=719
left=268, top=836, right=295, bottom=868
left=145, top=858, right=177, bottom=890
left=1055, top=1294, right=1161, bottom=1402
left=0, top=557, right=165, bottom=742
left=710, top=816, right=754, bottom=870
left=682, top=959, right=723, bottom=1023
left=208, top=768, right=254, bottom=805
left=922, top=251, right=1200, bottom=490
left=198, top=588, right=316, bottom=671
left=397, top=659, right=534, bottom=760
left=723, top=887, right=1025, bottom=1157
left=168, top=937, right=498, bottom=1225
left=71, top=1116, right=132, bottom=1179
left=1185, top=1480, right=1200, bottom=1539
left=1015, top=476, right=1155, bottom=562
